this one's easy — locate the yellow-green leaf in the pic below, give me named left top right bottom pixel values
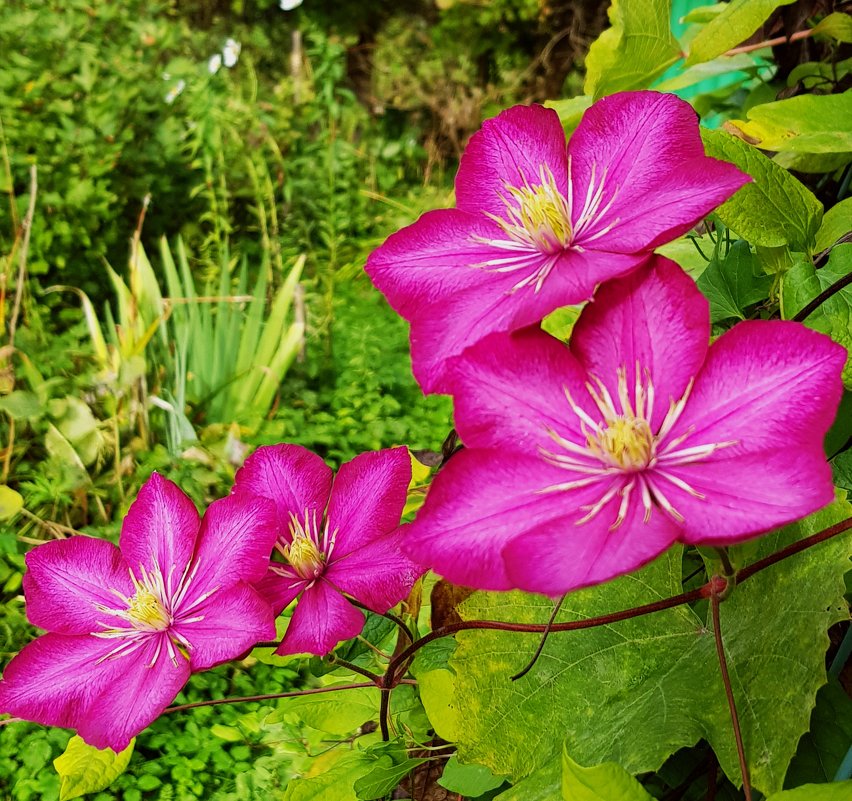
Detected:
left=0, top=485, right=23, bottom=520
left=54, top=736, right=134, bottom=801
left=686, top=0, right=796, bottom=65
left=561, top=749, right=654, bottom=801
left=765, top=781, right=852, bottom=800
left=814, top=12, right=852, bottom=43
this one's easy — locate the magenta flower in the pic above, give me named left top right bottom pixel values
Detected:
left=0, top=474, right=277, bottom=751
left=233, top=444, right=423, bottom=656
left=404, top=257, right=845, bottom=595
left=366, top=91, right=749, bottom=393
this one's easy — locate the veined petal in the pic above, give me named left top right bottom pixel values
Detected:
left=24, top=537, right=133, bottom=635
left=503, top=499, right=681, bottom=596
left=255, top=566, right=308, bottom=616
left=233, top=444, right=333, bottom=535
left=660, top=448, right=836, bottom=544
left=325, top=447, right=410, bottom=559
left=404, top=449, right=606, bottom=591
left=449, top=326, right=594, bottom=452
left=174, top=582, right=276, bottom=671
left=568, top=91, right=749, bottom=253
left=185, top=493, right=278, bottom=601
left=667, top=320, right=845, bottom=454
left=326, top=527, right=422, bottom=613
left=0, top=632, right=189, bottom=752
left=571, top=258, right=709, bottom=431
left=120, top=473, right=200, bottom=588
left=454, top=104, right=569, bottom=219
left=275, top=581, right=364, bottom=657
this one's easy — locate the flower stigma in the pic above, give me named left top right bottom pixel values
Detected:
left=589, top=417, right=654, bottom=470
left=281, top=510, right=327, bottom=580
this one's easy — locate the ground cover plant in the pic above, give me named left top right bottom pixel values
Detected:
left=1, top=1, right=851, bottom=800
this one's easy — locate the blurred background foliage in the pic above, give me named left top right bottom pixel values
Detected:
left=0, top=0, right=850, bottom=799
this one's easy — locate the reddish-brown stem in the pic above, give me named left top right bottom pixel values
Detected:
left=792, top=270, right=852, bottom=322
left=711, top=592, right=752, bottom=801
left=325, top=656, right=382, bottom=684
left=379, top=686, right=391, bottom=741
left=162, top=679, right=417, bottom=714
left=724, top=27, right=814, bottom=56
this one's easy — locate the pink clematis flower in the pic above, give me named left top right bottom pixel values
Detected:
left=366, top=91, right=750, bottom=393
left=404, top=257, right=845, bottom=595
left=233, top=444, right=423, bottom=656
left=0, top=474, right=277, bottom=751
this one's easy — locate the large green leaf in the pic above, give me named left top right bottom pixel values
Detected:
left=765, top=782, right=852, bottom=801
left=815, top=198, right=852, bottom=254
left=561, top=750, right=653, bottom=801
left=53, top=736, right=134, bottom=801
left=494, top=761, right=561, bottom=801
left=726, top=93, right=852, bottom=154
left=447, top=500, right=851, bottom=796
left=584, top=0, right=680, bottom=99
left=283, top=751, right=372, bottom=801
left=696, top=239, right=772, bottom=321
left=686, top=0, right=796, bottom=65
left=701, top=129, right=823, bottom=250
left=781, top=244, right=852, bottom=388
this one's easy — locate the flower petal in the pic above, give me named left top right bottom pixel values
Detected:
left=326, top=527, right=422, bottom=613
left=404, top=449, right=605, bottom=591
left=275, top=581, right=364, bottom=657
left=174, top=582, right=276, bottom=671
left=449, top=326, right=592, bottom=452
left=120, top=473, right=200, bottom=582
left=255, top=567, right=308, bottom=615
left=568, top=91, right=749, bottom=252
left=233, top=444, right=333, bottom=535
left=657, top=449, right=836, bottom=545
left=503, top=499, right=680, bottom=595
left=184, top=493, right=278, bottom=599
left=0, top=632, right=189, bottom=752
left=367, top=207, right=641, bottom=392
left=570, top=258, right=709, bottom=431
left=326, top=447, right=410, bottom=558
left=24, top=537, right=133, bottom=635
left=454, top=104, right=569, bottom=219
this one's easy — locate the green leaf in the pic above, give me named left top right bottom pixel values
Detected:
left=654, top=53, right=759, bottom=93
left=354, top=755, right=426, bottom=800
left=448, top=499, right=852, bottom=796
left=785, top=680, right=852, bottom=786
left=411, top=639, right=462, bottom=742
left=283, top=751, right=372, bottom=801
left=696, top=240, right=772, bottom=321
left=53, top=736, right=134, bottom=801
left=814, top=12, right=852, bottom=43
left=815, top=198, right=852, bottom=254
left=584, top=0, right=681, bottom=99
left=561, top=749, right=653, bottom=801
left=0, top=389, right=43, bottom=420
left=494, top=762, right=561, bottom=801
left=781, top=244, right=852, bottom=388
left=686, top=0, right=796, bottom=65
left=545, top=96, right=592, bottom=136
left=701, top=129, right=823, bottom=250
left=277, top=684, right=379, bottom=735
left=0, top=485, right=23, bottom=520
left=438, top=756, right=504, bottom=795
left=726, top=93, right=852, bottom=154
left=765, top=781, right=852, bottom=801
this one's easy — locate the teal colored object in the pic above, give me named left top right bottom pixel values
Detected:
left=657, top=0, right=756, bottom=110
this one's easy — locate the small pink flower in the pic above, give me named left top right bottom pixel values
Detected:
left=404, top=258, right=845, bottom=595
left=233, top=444, right=423, bottom=656
left=0, top=474, right=277, bottom=751
left=366, top=91, right=750, bottom=394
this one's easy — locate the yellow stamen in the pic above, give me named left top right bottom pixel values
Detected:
left=588, top=417, right=654, bottom=471
left=127, top=587, right=171, bottom=630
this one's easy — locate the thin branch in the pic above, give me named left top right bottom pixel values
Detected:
left=792, top=270, right=852, bottom=322
left=347, top=596, right=414, bottom=645
left=511, top=594, right=566, bottom=681
left=8, top=165, right=36, bottom=347
left=724, top=27, right=814, bottom=56
left=325, top=655, right=382, bottom=684
left=711, top=592, right=752, bottom=801
left=379, top=687, right=391, bottom=742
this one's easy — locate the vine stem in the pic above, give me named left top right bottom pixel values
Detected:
left=792, top=270, right=852, bottom=322
left=710, top=592, right=752, bottom=801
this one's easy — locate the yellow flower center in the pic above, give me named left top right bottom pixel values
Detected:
left=589, top=417, right=654, bottom=471
left=127, top=586, right=171, bottom=631
left=505, top=180, right=572, bottom=249
left=284, top=532, right=325, bottom=580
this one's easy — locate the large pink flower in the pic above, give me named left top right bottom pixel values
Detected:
left=366, top=91, right=749, bottom=393
left=0, top=474, right=277, bottom=751
left=233, top=444, right=423, bottom=656
left=404, top=257, right=845, bottom=595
